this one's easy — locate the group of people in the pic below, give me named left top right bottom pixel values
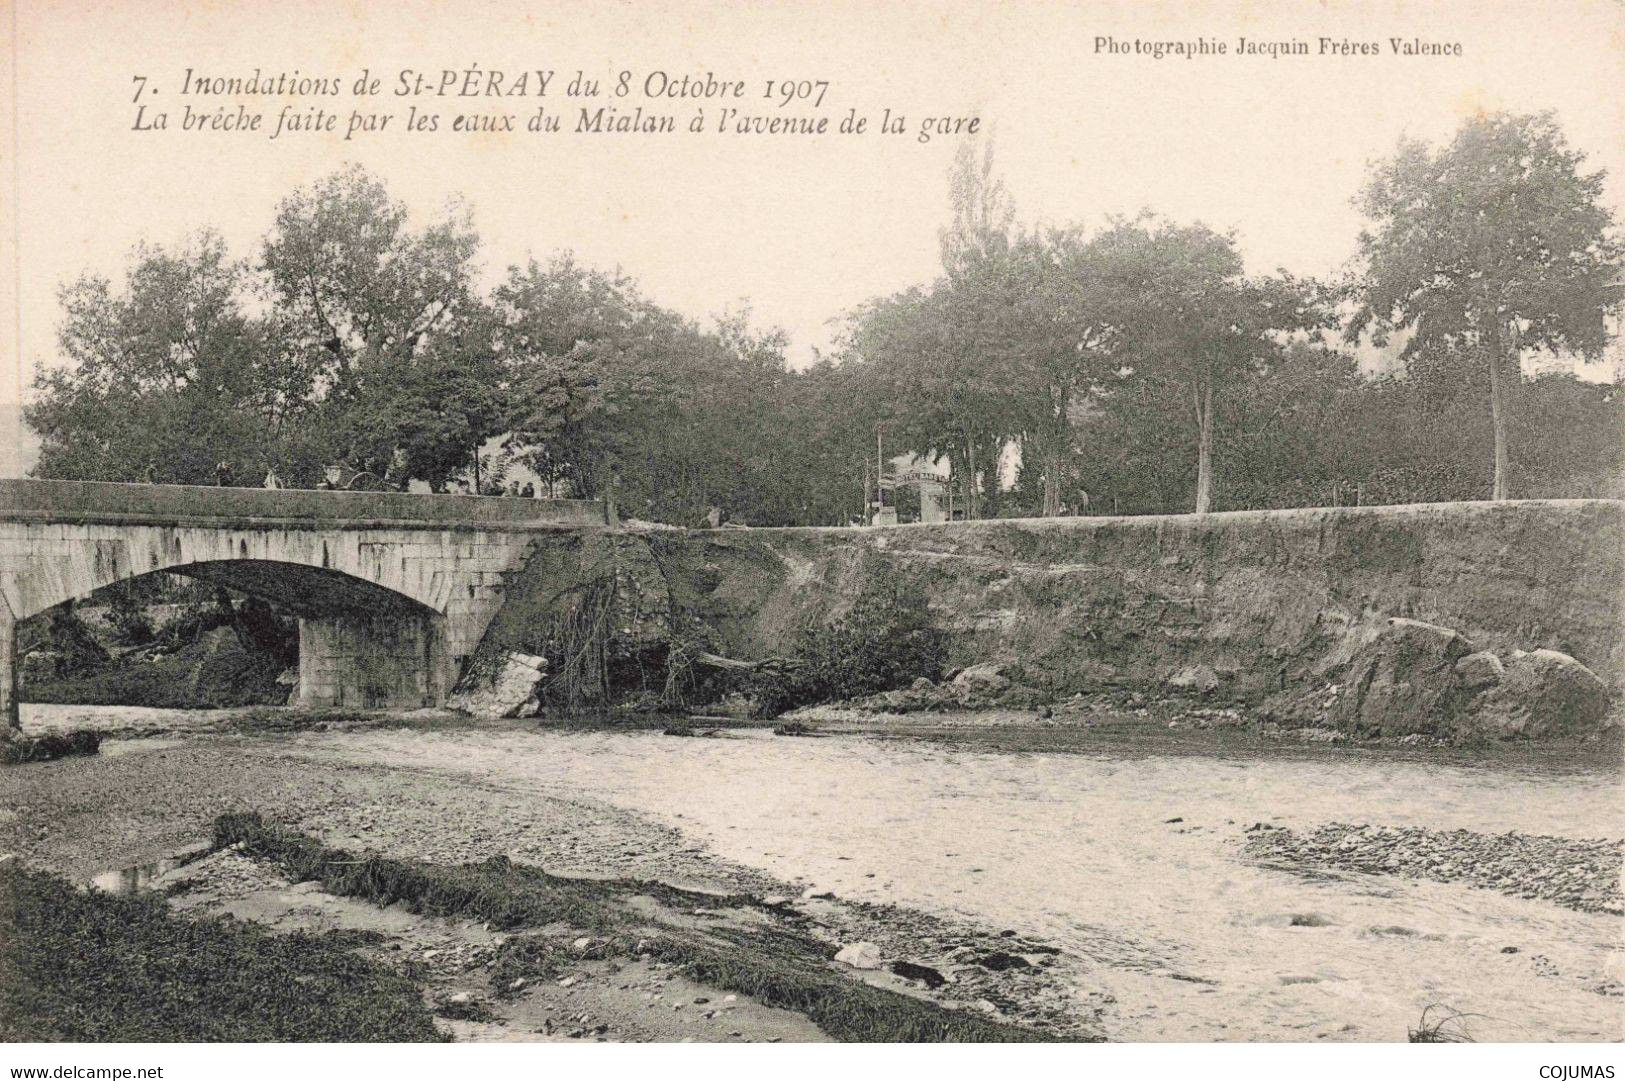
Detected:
left=142, top=462, right=542, bottom=499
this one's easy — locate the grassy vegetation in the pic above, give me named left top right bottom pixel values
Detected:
left=1407, top=1004, right=1479, bottom=1043
left=0, top=862, right=445, bottom=1042
left=641, top=934, right=1053, bottom=1042
left=222, top=707, right=380, bottom=733
left=214, top=812, right=622, bottom=931
left=1, top=729, right=101, bottom=765
left=216, top=813, right=1053, bottom=1042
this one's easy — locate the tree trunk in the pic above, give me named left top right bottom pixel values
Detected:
left=0, top=603, right=18, bottom=738
left=982, top=436, right=1004, bottom=517
left=1042, top=389, right=1071, bottom=518
left=1041, top=433, right=1063, bottom=517
left=1194, top=381, right=1214, bottom=515
left=963, top=435, right=979, bottom=520
left=1488, top=322, right=1512, bottom=501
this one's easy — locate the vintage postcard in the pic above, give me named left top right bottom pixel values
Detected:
left=0, top=0, right=1620, bottom=1072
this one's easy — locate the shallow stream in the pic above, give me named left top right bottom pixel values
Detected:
left=267, top=723, right=1623, bottom=1041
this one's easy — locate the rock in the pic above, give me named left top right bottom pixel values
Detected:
left=952, top=663, right=1011, bottom=698
left=448, top=652, right=547, bottom=718
left=447, top=991, right=472, bottom=1005
left=1473, top=649, right=1610, bottom=738
left=1330, top=618, right=1475, bottom=736
left=834, top=942, right=885, bottom=970
left=1453, top=651, right=1504, bottom=692
left=1167, top=664, right=1220, bottom=695
left=889, top=961, right=948, bottom=988
left=19, top=649, right=66, bottom=685
left=910, top=677, right=936, bottom=691
left=973, top=951, right=1031, bottom=972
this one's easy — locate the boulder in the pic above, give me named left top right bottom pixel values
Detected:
left=449, top=652, right=548, bottom=717
left=1453, top=650, right=1504, bottom=692
left=834, top=941, right=885, bottom=970
left=950, top=662, right=1011, bottom=705
left=1472, top=649, right=1610, bottom=738
left=1331, top=618, right=1475, bottom=736
left=1167, top=664, right=1220, bottom=695
left=19, top=649, right=65, bottom=685
left=973, top=950, right=1031, bottom=972
left=888, top=960, right=948, bottom=988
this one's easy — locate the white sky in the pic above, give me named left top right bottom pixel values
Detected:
left=4, top=0, right=1623, bottom=474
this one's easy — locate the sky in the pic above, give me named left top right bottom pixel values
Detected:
left=4, top=0, right=1623, bottom=476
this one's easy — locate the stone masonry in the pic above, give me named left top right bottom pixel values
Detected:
left=0, top=479, right=606, bottom=725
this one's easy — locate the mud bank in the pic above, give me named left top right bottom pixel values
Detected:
left=468, top=500, right=1622, bottom=736
left=0, top=717, right=1085, bottom=1041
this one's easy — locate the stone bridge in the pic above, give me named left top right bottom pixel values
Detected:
left=0, top=479, right=607, bottom=727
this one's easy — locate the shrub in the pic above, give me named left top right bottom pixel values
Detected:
left=104, top=584, right=155, bottom=645
left=751, top=582, right=947, bottom=717
left=0, top=730, right=101, bottom=766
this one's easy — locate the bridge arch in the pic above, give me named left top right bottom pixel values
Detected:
left=0, top=478, right=608, bottom=727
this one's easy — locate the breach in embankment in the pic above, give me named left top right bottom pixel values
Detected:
left=456, top=499, right=1623, bottom=742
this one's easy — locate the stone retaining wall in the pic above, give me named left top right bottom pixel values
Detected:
left=581, top=500, right=1622, bottom=703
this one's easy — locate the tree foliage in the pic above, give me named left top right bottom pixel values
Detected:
left=1352, top=110, right=1624, bottom=498
left=25, top=121, right=1622, bottom=527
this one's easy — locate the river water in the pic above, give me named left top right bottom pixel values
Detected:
left=272, top=724, right=1623, bottom=1042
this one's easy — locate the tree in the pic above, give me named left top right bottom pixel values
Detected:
left=346, top=322, right=506, bottom=492
left=1004, top=228, right=1133, bottom=515
left=940, top=137, right=1015, bottom=275
left=261, top=165, right=484, bottom=478
left=27, top=232, right=277, bottom=484
left=930, top=136, right=1021, bottom=518
left=495, top=254, right=689, bottom=502
left=494, top=255, right=812, bottom=524
left=1098, top=218, right=1328, bottom=513
left=1351, top=111, right=1624, bottom=500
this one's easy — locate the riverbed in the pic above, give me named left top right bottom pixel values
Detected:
left=7, top=706, right=1622, bottom=1042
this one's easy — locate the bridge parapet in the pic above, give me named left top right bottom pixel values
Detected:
left=0, top=479, right=606, bottom=531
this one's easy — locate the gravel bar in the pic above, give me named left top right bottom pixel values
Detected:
left=1243, top=822, right=1623, bottom=915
